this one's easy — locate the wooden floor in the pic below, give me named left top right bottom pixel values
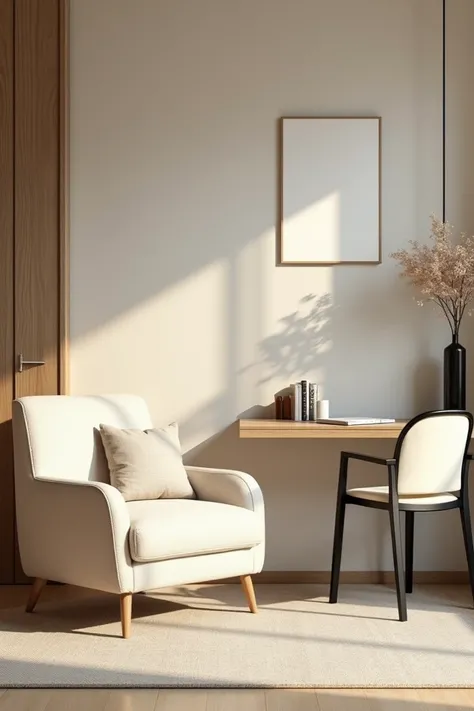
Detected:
left=0, top=688, right=473, bottom=710
left=0, top=586, right=473, bottom=710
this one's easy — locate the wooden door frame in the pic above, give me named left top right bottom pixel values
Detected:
left=59, top=0, right=70, bottom=394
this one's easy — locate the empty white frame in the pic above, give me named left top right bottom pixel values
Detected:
left=279, top=117, right=381, bottom=265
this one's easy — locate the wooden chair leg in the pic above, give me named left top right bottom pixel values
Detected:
left=25, top=578, right=47, bottom=613
left=405, top=511, right=414, bottom=594
left=389, top=504, right=407, bottom=621
left=460, top=505, right=474, bottom=604
left=120, top=593, right=133, bottom=638
left=240, top=575, right=258, bottom=613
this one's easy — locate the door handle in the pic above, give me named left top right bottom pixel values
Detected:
left=17, top=354, right=45, bottom=373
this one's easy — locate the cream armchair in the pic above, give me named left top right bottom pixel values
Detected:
left=12, top=395, right=265, bottom=638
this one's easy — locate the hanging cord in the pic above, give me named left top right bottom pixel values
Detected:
left=442, top=0, right=446, bottom=222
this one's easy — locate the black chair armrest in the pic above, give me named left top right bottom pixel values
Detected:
left=341, top=451, right=396, bottom=467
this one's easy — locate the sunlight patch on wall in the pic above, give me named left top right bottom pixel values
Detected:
left=234, top=236, right=267, bottom=415
left=281, top=192, right=341, bottom=263
left=71, top=260, right=227, bottom=426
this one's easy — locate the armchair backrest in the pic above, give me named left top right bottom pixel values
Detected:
left=13, top=394, right=153, bottom=483
left=395, top=410, right=473, bottom=495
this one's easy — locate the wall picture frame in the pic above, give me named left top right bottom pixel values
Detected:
left=278, top=116, right=381, bottom=266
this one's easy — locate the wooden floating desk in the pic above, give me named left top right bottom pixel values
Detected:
left=239, top=419, right=407, bottom=439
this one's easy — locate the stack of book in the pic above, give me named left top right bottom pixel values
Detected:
left=274, top=380, right=319, bottom=421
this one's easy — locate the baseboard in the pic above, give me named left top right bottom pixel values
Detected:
left=213, top=570, right=469, bottom=585
left=4, top=570, right=468, bottom=589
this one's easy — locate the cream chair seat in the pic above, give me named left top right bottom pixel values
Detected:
left=12, top=395, right=265, bottom=638
left=347, top=486, right=459, bottom=506
left=126, top=499, right=263, bottom=563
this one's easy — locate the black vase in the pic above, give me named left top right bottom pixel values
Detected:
left=443, top=334, right=466, bottom=410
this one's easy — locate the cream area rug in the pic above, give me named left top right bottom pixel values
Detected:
left=0, top=583, right=473, bottom=688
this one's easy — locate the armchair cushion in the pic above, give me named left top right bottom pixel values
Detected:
left=99, top=422, right=195, bottom=501
left=127, top=499, right=263, bottom=563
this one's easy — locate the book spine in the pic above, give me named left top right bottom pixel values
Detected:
left=301, top=380, right=308, bottom=421
left=274, top=395, right=283, bottom=420
left=282, top=394, right=292, bottom=420
left=291, top=383, right=302, bottom=421
left=293, top=383, right=301, bottom=422
left=309, top=383, right=315, bottom=421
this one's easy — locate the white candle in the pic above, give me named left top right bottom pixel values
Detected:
left=317, top=399, right=329, bottom=419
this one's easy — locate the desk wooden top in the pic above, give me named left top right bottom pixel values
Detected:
left=239, top=419, right=408, bottom=439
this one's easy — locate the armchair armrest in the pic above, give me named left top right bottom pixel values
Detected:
left=341, top=451, right=396, bottom=467
left=16, top=478, right=134, bottom=594
left=185, top=466, right=265, bottom=574
left=185, top=466, right=264, bottom=514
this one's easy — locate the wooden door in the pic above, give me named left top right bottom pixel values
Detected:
left=15, top=0, right=62, bottom=401
left=0, top=0, right=68, bottom=584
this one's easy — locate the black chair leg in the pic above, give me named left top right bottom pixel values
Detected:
left=460, top=505, right=474, bottom=604
left=329, top=455, right=349, bottom=604
left=329, top=497, right=346, bottom=603
left=389, top=503, right=407, bottom=621
left=405, top=511, right=414, bottom=594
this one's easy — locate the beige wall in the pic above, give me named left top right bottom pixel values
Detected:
left=70, top=0, right=474, bottom=571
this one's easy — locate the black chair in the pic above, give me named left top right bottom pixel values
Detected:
left=329, top=410, right=474, bottom=621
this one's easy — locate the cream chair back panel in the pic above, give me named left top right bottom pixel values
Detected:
left=13, top=395, right=152, bottom=483
left=397, top=415, right=469, bottom=495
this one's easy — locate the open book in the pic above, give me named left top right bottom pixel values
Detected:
left=316, top=417, right=396, bottom=426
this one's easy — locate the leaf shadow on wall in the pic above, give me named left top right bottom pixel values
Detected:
left=256, top=292, right=332, bottom=386
left=182, top=292, right=334, bottom=453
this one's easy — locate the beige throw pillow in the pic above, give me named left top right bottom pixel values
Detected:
left=99, top=422, right=195, bottom=502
